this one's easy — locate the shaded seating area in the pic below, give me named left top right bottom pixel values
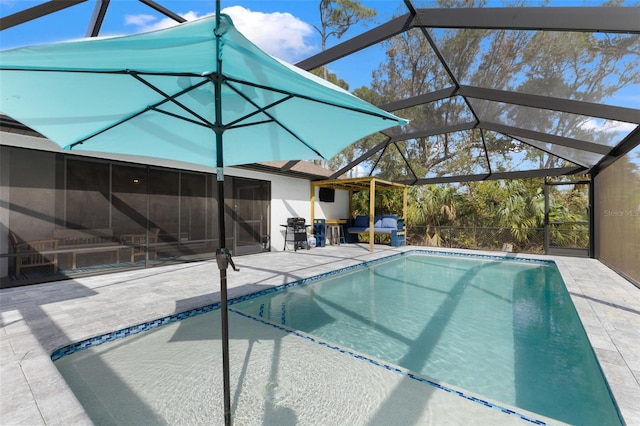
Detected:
left=119, top=228, right=160, bottom=263
left=311, top=177, right=407, bottom=252
left=347, top=214, right=405, bottom=247
left=53, top=228, right=123, bottom=270
left=9, top=232, right=58, bottom=276
left=7, top=227, right=164, bottom=280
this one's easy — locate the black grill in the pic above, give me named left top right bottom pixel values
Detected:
left=282, top=217, right=310, bottom=251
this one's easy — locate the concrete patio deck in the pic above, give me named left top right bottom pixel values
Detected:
left=1, top=244, right=639, bottom=425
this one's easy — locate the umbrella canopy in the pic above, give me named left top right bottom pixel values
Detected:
left=0, top=14, right=406, bottom=166
left=0, top=12, right=406, bottom=426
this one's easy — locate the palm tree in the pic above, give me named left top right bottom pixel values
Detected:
left=496, top=179, right=544, bottom=244
left=407, top=185, right=460, bottom=246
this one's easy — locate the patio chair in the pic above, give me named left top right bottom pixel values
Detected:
left=120, top=228, right=160, bottom=262
left=9, top=232, right=58, bottom=276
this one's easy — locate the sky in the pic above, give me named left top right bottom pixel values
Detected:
left=2, top=0, right=635, bottom=92
left=0, top=0, right=638, bottom=129
left=1, top=0, right=636, bottom=172
left=0, top=0, right=411, bottom=89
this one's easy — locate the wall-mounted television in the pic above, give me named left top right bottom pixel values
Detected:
left=319, top=187, right=335, bottom=202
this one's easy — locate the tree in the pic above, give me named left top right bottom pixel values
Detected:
left=315, top=0, right=377, bottom=80
left=322, top=1, right=635, bottom=251
left=310, top=67, right=350, bottom=90
left=311, top=1, right=376, bottom=168
left=407, top=184, right=461, bottom=245
left=547, top=182, right=590, bottom=248
left=332, top=0, right=639, bottom=179
left=496, top=179, right=545, bottom=243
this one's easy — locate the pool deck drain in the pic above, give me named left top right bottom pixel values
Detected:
left=1, top=245, right=639, bottom=425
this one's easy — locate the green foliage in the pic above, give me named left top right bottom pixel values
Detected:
left=315, top=0, right=376, bottom=80
left=317, top=0, right=376, bottom=43
left=403, top=178, right=591, bottom=251
left=547, top=183, right=590, bottom=248
left=309, top=68, right=350, bottom=90
left=406, top=185, right=461, bottom=244
left=350, top=188, right=403, bottom=217
left=324, top=0, right=637, bottom=179
left=496, top=180, right=545, bottom=242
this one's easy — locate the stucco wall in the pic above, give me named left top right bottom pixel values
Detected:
left=225, top=167, right=349, bottom=251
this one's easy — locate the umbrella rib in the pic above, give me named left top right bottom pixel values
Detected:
left=128, top=71, right=216, bottom=128
left=225, top=119, right=273, bottom=130
left=0, top=66, right=205, bottom=78
left=68, top=108, right=150, bottom=149
left=224, top=75, right=399, bottom=123
left=68, top=73, right=214, bottom=148
left=224, top=81, right=325, bottom=159
left=152, top=108, right=212, bottom=128
left=223, top=91, right=291, bottom=128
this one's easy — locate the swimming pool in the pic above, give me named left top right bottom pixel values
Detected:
left=53, top=251, right=622, bottom=425
left=231, top=253, right=621, bottom=425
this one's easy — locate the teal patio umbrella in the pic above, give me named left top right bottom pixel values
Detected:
left=0, top=10, right=406, bottom=425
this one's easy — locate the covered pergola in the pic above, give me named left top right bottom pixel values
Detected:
left=310, top=177, right=407, bottom=252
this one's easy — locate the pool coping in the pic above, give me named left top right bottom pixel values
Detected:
left=0, top=247, right=640, bottom=424
left=50, top=248, right=555, bottom=361
left=47, top=249, right=608, bottom=425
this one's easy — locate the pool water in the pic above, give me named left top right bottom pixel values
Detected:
left=54, top=252, right=622, bottom=425
left=232, top=254, right=621, bottom=426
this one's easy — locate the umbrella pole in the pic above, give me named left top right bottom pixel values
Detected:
left=214, top=3, right=234, bottom=425
left=215, top=172, right=231, bottom=425
left=215, top=169, right=238, bottom=426
left=217, top=249, right=231, bottom=426
left=218, top=178, right=230, bottom=426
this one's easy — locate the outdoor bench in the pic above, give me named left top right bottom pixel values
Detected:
left=53, top=228, right=123, bottom=269
left=9, top=232, right=58, bottom=276
left=347, top=214, right=405, bottom=246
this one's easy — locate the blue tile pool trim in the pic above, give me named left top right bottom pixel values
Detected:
left=409, top=248, right=555, bottom=266
left=231, top=308, right=547, bottom=425
left=50, top=302, right=219, bottom=361
left=51, top=249, right=554, bottom=362
left=226, top=250, right=554, bottom=307
left=49, top=249, right=555, bottom=424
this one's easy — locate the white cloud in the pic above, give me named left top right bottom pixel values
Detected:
left=123, top=11, right=207, bottom=33
left=124, top=14, right=157, bottom=27
left=222, top=6, right=316, bottom=62
left=580, top=118, right=637, bottom=134
left=123, top=6, right=316, bottom=62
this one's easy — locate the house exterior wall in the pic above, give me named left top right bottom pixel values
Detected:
left=223, top=168, right=349, bottom=251
left=0, top=132, right=349, bottom=285
left=312, top=187, right=350, bottom=221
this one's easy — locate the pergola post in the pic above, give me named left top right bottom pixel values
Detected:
left=403, top=186, right=408, bottom=227
left=310, top=177, right=406, bottom=253
left=310, top=182, right=316, bottom=234
left=369, top=178, right=375, bottom=252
